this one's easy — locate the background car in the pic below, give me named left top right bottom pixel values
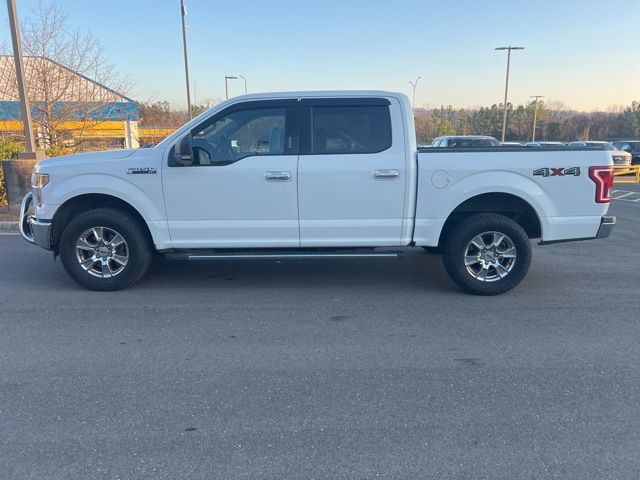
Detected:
left=569, top=141, right=631, bottom=166
left=524, top=141, right=568, bottom=148
left=431, top=135, right=501, bottom=148
left=611, top=140, right=640, bottom=165
left=501, top=141, right=526, bottom=146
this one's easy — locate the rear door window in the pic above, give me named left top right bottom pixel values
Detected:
left=301, top=99, right=392, bottom=155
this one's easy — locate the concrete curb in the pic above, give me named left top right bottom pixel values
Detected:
left=0, top=221, right=19, bottom=233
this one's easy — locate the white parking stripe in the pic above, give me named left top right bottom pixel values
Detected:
left=613, top=191, right=635, bottom=199
left=611, top=189, right=640, bottom=202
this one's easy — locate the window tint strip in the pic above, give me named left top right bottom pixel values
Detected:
left=300, top=97, right=391, bottom=107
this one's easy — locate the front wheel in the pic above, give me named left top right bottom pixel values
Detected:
left=442, top=213, right=532, bottom=295
left=59, top=208, right=152, bottom=291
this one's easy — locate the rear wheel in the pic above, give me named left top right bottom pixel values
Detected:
left=59, top=208, right=152, bottom=291
left=442, top=213, right=532, bottom=295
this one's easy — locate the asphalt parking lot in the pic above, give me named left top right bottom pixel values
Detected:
left=1, top=185, right=639, bottom=479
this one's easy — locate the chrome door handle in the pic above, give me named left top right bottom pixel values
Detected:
left=265, top=171, right=292, bottom=181
left=373, top=169, right=400, bottom=180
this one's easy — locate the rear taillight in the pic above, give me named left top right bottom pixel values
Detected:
left=589, top=166, right=614, bottom=203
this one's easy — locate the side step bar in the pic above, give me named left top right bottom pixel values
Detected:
left=165, top=249, right=404, bottom=261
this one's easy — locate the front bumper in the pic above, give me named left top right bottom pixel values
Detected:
left=19, top=192, right=53, bottom=250
left=613, top=157, right=631, bottom=166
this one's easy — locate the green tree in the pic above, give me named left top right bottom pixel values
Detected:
left=437, top=119, right=456, bottom=136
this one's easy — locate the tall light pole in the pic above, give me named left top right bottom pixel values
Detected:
left=7, top=0, right=39, bottom=157
left=224, top=76, right=237, bottom=99
left=239, top=75, right=247, bottom=94
left=495, top=46, right=524, bottom=142
left=180, top=0, right=192, bottom=119
left=529, top=95, right=544, bottom=142
left=409, top=76, right=421, bottom=109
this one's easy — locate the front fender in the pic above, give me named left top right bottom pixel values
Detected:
left=36, top=173, right=166, bottom=222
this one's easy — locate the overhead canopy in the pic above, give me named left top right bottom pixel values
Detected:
left=0, top=55, right=139, bottom=121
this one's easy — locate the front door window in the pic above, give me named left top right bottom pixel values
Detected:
left=191, top=108, right=286, bottom=165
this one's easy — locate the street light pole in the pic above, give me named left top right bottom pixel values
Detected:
left=180, top=0, right=192, bottom=119
left=7, top=0, right=38, bottom=155
left=239, top=75, right=247, bottom=94
left=529, top=95, right=544, bottom=142
left=495, top=46, right=524, bottom=142
left=225, top=76, right=238, bottom=99
left=409, top=76, right=421, bottom=109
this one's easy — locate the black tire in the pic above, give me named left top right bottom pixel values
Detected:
left=442, top=213, right=532, bottom=296
left=421, top=246, right=442, bottom=255
left=59, top=208, right=152, bottom=291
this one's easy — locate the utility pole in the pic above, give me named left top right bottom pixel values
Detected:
left=529, top=95, right=544, bottom=142
left=239, top=75, right=247, bottom=94
left=7, top=0, right=41, bottom=157
left=495, top=46, right=524, bottom=142
left=180, top=0, right=192, bottom=119
left=225, top=76, right=237, bottom=99
left=409, top=76, right=421, bottom=109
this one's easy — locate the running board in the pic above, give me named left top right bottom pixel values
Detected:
left=165, top=249, right=404, bottom=261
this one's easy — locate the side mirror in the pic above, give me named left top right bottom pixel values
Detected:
left=173, top=135, right=193, bottom=166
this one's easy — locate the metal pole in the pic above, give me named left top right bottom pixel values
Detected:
left=409, top=76, right=421, bottom=109
left=225, top=76, right=237, bottom=99
left=180, top=0, right=192, bottom=119
left=530, top=95, right=544, bottom=142
left=239, top=75, right=247, bottom=94
left=501, top=49, right=511, bottom=142
left=7, top=0, right=36, bottom=153
left=495, top=46, right=524, bottom=142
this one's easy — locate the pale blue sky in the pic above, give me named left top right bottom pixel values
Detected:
left=2, top=0, right=639, bottom=110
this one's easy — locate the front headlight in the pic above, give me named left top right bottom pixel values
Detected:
left=31, top=172, right=49, bottom=189
left=31, top=173, right=49, bottom=207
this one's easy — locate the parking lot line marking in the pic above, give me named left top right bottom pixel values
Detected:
left=611, top=189, right=640, bottom=202
left=0, top=232, right=19, bottom=236
left=613, top=191, right=635, bottom=199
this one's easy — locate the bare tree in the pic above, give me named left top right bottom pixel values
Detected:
left=0, top=1, right=133, bottom=150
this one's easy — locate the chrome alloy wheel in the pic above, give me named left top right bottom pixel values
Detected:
left=75, top=227, right=129, bottom=278
left=463, top=231, right=517, bottom=282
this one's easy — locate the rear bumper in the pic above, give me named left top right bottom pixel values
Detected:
left=539, top=216, right=616, bottom=245
left=595, top=215, right=616, bottom=239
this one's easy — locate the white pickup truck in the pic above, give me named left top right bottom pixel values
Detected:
left=21, top=91, right=616, bottom=295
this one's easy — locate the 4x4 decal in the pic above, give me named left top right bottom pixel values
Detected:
left=533, top=167, right=581, bottom=177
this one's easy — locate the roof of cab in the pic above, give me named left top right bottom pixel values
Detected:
left=227, top=90, right=403, bottom=101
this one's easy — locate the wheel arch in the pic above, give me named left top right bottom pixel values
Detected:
left=51, top=194, right=154, bottom=251
left=437, top=192, right=542, bottom=246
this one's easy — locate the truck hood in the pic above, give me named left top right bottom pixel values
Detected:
left=37, top=149, right=138, bottom=170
